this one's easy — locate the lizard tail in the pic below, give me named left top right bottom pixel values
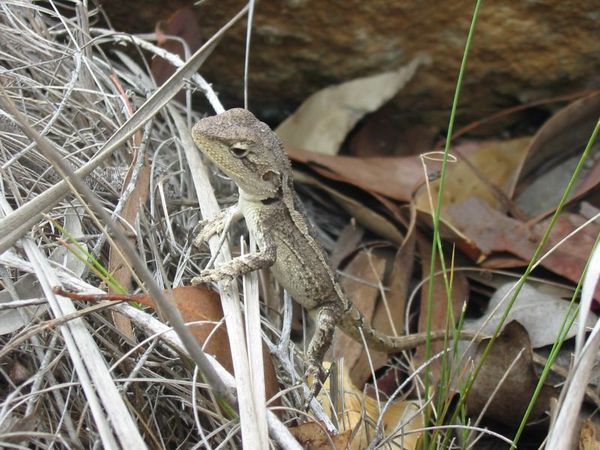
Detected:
left=340, top=304, right=482, bottom=353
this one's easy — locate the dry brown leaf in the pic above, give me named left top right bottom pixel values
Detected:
left=515, top=92, right=600, bottom=210
left=151, top=7, right=203, bottom=92
left=380, top=400, right=423, bottom=450
left=288, top=141, right=522, bottom=250
left=531, top=213, right=600, bottom=292
left=163, top=286, right=233, bottom=372
left=414, top=137, right=530, bottom=217
left=466, top=321, right=556, bottom=427
left=447, top=197, right=600, bottom=298
left=146, top=287, right=279, bottom=400
left=288, top=422, right=352, bottom=450
left=288, top=140, right=495, bottom=205
left=289, top=147, right=424, bottom=203
left=514, top=91, right=600, bottom=218
left=105, top=77, right=150, bottom=340
left=409, top=93, right=600, bottom=283
left=334, top=249, right=391, bottom=386
left=369, top=238, right=413, bottom=350
left=294, top=170, right=406, bottom=245
left=446, top=196, right=528, bottom=258
left=332, top=240, right=413, bottom=387
left=56, top=286, right=280, bottom=402
left=318, top=362, right=423, bottom=450
left=579, top=418, right=600, bottom=450
left=108, top=161, right=151, bottom=341
left=276, top=55, right=429, bottom=156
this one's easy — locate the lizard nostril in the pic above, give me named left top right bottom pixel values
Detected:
left=262, top=170, right=278, bottom=183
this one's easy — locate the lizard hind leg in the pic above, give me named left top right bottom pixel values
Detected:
left=304, top=303, right=342, bottom=405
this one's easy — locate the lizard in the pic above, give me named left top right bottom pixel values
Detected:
left=190, top=108, right=481, bottom=387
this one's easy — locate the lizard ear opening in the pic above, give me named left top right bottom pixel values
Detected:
left=230, top=142, right=250, bottom=158
left=262, top=170, right=279, bottom=183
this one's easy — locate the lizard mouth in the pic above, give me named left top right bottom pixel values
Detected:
left=261, top=196, right=280, bottom=205
left=260, top=180, right=284, bottom=205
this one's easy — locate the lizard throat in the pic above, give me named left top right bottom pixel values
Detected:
left=239, top=188, right=283, bottom=204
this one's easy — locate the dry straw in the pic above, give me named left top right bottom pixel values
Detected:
left=0, top=2, right=301, bottom=448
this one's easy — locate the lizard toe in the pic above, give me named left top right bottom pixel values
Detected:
left=303, top=363, right=329, bottom=409
left=192, top=269, right=237, bottom=286
left=190, top=276, right=208, bottom=286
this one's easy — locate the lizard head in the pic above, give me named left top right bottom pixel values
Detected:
left=192, top=108, right=292, bottom=201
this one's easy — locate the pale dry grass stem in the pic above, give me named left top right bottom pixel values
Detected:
left=0, top=2, right=282, bottom=448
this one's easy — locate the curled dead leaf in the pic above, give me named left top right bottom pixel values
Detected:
left=579, top=418, right=600, bottom=450
left=448, top=198, right=600, bottom=298
left=332, top=241, right=413, bottom=387
left=288, top=421, right=352, bottom=450
left=289, top=147, right=423, bottom=203
left=293, top=169, right=406, bottom=245
left=464, top=282, right=597, bottom=348
left=466, top=321, right=556, bottom=427
left=318, top=362, right=423, bottom=450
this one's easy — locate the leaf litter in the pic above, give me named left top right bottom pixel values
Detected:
left=280, top=64, right=600, bottom=446
left=1, top=2, right=600, bottom=449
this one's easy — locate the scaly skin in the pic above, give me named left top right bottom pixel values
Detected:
left=190, top=108, right=481, bottom=387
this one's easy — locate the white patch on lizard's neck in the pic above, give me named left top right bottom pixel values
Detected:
left=239, top=188, right=272, bottom=203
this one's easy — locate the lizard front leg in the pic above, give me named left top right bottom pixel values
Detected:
left=192, top=219, right=276, bottom=285
left=194, top=204, right=242, bottom=248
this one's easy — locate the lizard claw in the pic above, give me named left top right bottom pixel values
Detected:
left=191, top=268, right=237, bottom=286
left=303, top=363, right=329, bottom=410
left=193, top=210, right=230, bottom=248
left=191, top=270, right=218, bottom=286
left=193, top=221, right=218, bottom=248
left=190, top=276, right=207, bottom=286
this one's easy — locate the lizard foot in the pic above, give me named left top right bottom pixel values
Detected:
left=192, top=250, right=276, bottom=287
left=303, top=363, right=329, bottom=410
left=194, top=207, right=237, bottom=248
left=191, top=270, right=230, bottom=286
left=193, top=219, right=223, bottom=248
left=191, top=276, right=207, bottom=286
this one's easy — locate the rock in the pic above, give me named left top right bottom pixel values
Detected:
left=100, top=0, right=600, bottom=132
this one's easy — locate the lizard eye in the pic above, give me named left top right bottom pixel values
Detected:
left=230, top=142, right=250, bottom=158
